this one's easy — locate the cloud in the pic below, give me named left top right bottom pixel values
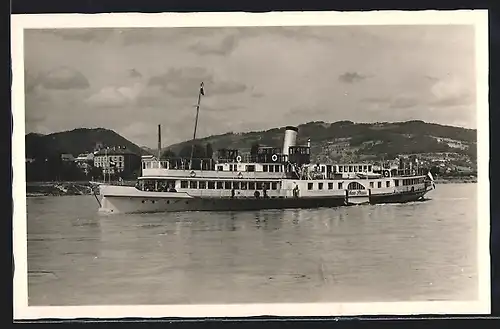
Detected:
left=36, top=66, right=90, bottom=90
left=135, top=86, right=167, bottom=107
left=361, top=95, right=420, bottom=110
left=361, top=96, right=392, bottom=104
left=360, top=75, right=474, bottom=111
left=189, top=35, right=238, bottom=56
left=429, top=94, right=473, bottom=107
left=86, top=70, right=145, bottom=107
left=119, top=122, right=154, bottom=143
left=86, top=83, right=143, bottom=108
left=424, top=75, right=440, bottom=82
left=147, top=67, right=247, bottom=98
left=119, top=27, right=218, bottom=46
left=24, top=69, right=38, bottom=93
left=389, top=97, right=420, bottom=109
left=428, top=77, right=474, bottom=107
left=22, top=25, right=477, bottom=145
left=25, top=108, right=46, bottom=124
left=86, top=87, right=129, bottom=107
left=338, top=72, right=368, bottom=84
left=39, top=29, right=114, bottom=43
left=288, top=106, right=330, bottom=116
left=235, top=26, right=333, bottom=43
left=148, top=67, right=213, bottom=98
left=129, top=69, right=142, bottom=78
left=209, top=81, right=247, bottom=94
left=202, top=104, right=243, bottom=112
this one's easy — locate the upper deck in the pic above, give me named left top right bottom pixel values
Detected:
left=140, top=156, right=426, bottom=181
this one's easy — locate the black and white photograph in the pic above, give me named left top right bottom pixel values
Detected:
left=12, top=10, right=490, bottom=319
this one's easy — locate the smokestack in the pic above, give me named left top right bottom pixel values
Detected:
left=157, top=124, right=161, bottom=160
left=282, top=126, right=298, bottom=156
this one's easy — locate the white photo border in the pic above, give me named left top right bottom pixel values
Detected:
left=11, top=10, right=491, bottom=319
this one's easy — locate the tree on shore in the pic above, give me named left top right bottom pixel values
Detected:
left=206, top=143, right=214, bottom=159
left=250, top=142, right=260, bottom=161
left=161, top=149, right=176, bottom=160
left=179, top=143, right=206, bottom=159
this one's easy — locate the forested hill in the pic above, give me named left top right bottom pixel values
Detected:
left=25, top=128, right=150, bottom=159
left=164, top=120, right=477, bottom=163
left=24, top=121, right=476, bottom=164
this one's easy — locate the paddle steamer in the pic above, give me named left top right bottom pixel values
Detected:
left=97, top=84, right=435, bottom=214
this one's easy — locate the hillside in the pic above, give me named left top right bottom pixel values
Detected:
left=25, top=128, right=151, bottom=159
left=141, top=146, right=156, bottom=155
left=164, top=120, right=477, bottom=163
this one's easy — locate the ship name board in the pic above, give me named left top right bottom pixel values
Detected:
left=348, top=190, right=368, bottom=196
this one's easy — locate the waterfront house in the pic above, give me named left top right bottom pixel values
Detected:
left=93, top=146, right=141, bottom=177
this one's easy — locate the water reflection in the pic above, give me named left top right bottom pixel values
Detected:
left=253, top=210, right=284, bottom=231
left=228, top=212, right=237, bottom=231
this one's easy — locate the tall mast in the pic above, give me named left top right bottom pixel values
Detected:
left=189, top=82, right=204, bottom=168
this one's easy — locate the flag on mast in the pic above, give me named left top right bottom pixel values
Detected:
left=200, top=82, right=205, bottom=96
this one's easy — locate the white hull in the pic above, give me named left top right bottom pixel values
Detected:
left=97, top=183, right=433, bottom=214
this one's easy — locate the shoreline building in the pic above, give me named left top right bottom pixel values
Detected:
left=93, top=146, right=141, bottom=177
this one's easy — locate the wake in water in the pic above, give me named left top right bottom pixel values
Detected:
left=373, top=198, right=433, bottom=207
left=429, top=197, right=469, bottom=201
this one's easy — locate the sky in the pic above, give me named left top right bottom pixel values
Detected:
left=23, top=25, right=476, bottom=148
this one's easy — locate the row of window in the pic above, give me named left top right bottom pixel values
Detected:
left=180, top=180, right=280, bottom=191
left=197, top=164, right=375, bottom=174
left=95, top=162, right=124, bottom=168
left=140, top=177, right=426, bottom=192
left=289, top=147, right=310, bottom=155
left=307, top=181, right=367, bottom=190
left=402, top=178, right=425, bottom=185
left=338, top=165, right=373, bottom=173
left=95, top=155, right=125, bottom=161
left=217, top=164, right=284, bottom=172
left=218, top=164, right=374, bottom=174
left=305, top=177, right=425, bottom=191
left=312, top=164, right=373, bottom=173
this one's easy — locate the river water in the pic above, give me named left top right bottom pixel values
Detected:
left=26, top=183, right=478, bottom=306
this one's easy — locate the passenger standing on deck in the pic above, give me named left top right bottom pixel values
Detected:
left=231, top=187, right=235, bottom=198
left=263, top=185, right=268, bottom=198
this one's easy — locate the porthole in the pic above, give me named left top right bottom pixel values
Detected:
left=141, top=200, right=145, bottom=203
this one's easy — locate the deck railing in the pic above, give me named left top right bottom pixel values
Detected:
left=142, top=158, right=430, bottom=178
